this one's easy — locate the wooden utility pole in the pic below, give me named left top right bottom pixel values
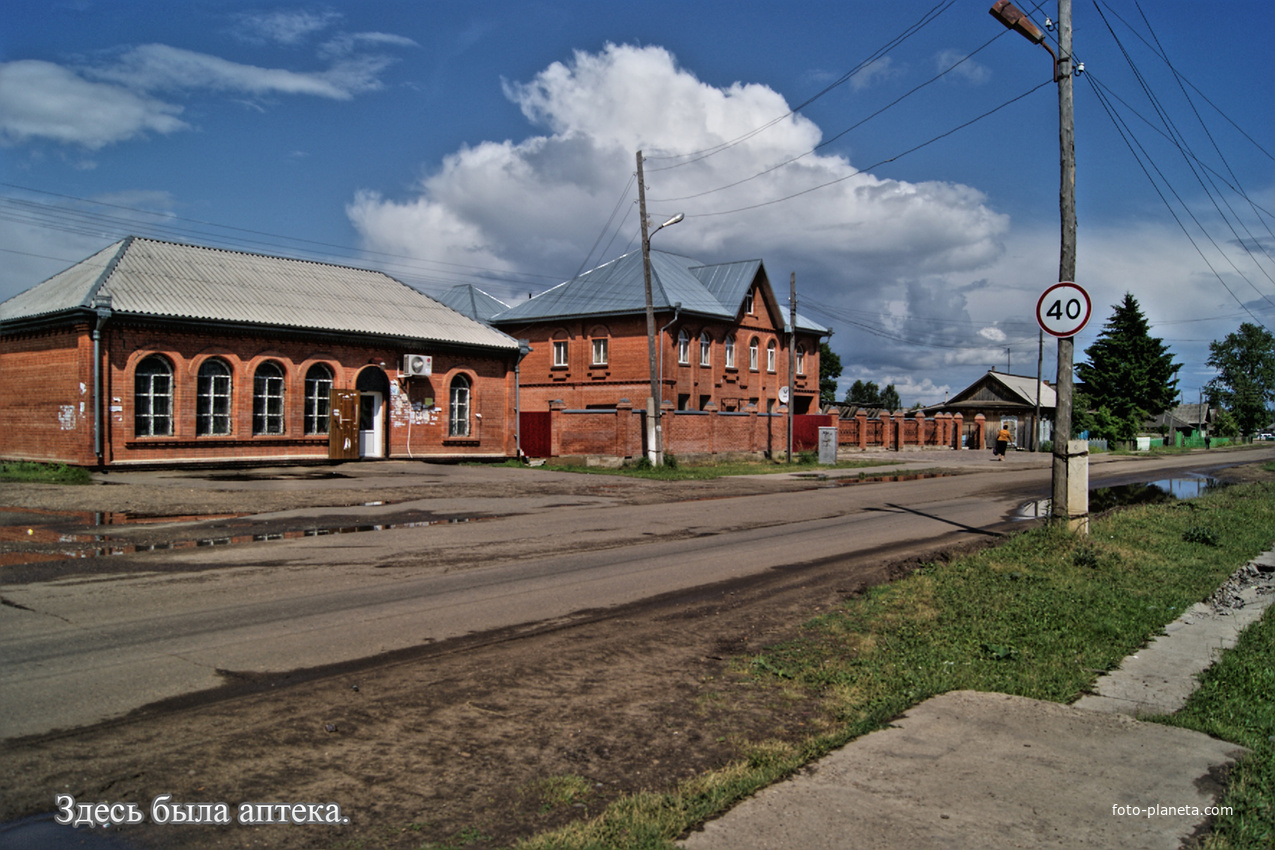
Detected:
left=1051, top=0, right=1078, bottom=525
left=637, top=151, right=661, bottom=465
left=788, top=271, right=796, bottom=463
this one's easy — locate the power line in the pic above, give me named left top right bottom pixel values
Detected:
left=643, top=1, right=956, bottom=171
left=682, top=78, right=1053, bottom=219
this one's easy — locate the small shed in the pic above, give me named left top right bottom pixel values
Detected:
left=924, top=369, right=1056, bottom=450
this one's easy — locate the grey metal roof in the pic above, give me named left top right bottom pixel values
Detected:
left=933, top=371, right=1056, bottom=412
left=435, top=283, right=510, bottom=325
left=0, top=237, right=519, bottom=351
left=491, top=249, right=831, bottom=335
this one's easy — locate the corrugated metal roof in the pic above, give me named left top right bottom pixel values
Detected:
left=0, top=237, right=519, bottom=351
left=993, top=372, right=1056, bottom=408
left=491, top=249, right=831, bottom=335
left=0, top=240, right=124, bottom=321
left=435, top=284, right=510, bottom=324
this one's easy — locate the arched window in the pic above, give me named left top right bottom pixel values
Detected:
left=699, top=331, right=712, bottom=367
left=749, top=337, right=760, bottom=371
left=449, top=374, right=471, bottom=437
left=304, top=364, right=333, bottom=435
left=796, top=345, right=807, bottom=376
left=724, top=335, right=737, bottom=369
left=197, top=358, right=232, bottom=436
left=253, top=361, right=285, bottom=435
left=767, top=340, right=777, bottom=373
left=134, top=355, right=173, bottom=437
left=677, top=329, right=690, bottom=365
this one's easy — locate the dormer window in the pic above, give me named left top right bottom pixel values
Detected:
left=743, top=291, right=754, bottom=315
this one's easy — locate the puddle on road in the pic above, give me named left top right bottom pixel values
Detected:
left=0, top=507, right=492, bottom=569
left=1015, top=475, right=1222, bottom=520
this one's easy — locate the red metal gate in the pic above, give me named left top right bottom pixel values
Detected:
left=520, top=411, right=552, bottom=458
left=792, top=414, right=835, bottom=451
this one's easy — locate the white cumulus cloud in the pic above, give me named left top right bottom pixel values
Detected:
left=348, top=43, right=1010, bottom=308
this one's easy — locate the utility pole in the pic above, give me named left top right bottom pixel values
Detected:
left=788, top=271, right=796, bottom=463
left=990, top=0, right=1079, bottom=527
left=636, top=151, right=684, bottom=466
left=637, top=151, right=661, bottom=465
left=1052, top=0, right=1078, bottom=526
left=1034, top=329, right=1043, bottom=452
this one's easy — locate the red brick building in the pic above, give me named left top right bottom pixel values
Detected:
left=0, top=237, right=521, bottom=467
left=492, top=249, right=830, bottom=416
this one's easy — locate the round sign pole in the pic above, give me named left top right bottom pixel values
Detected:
left=1036, top=281, right=1091, bottom=533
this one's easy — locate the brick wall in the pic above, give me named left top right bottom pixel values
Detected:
left=542, top=403, right=795, bottom=461
left=509, top=312, right=823, bottom=416
left=1, top=319, right=518, bottom=467
left=0, top=324, right=97, bottom=465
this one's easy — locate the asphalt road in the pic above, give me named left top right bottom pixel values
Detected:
left=1, top=449, right=1266, bottom=739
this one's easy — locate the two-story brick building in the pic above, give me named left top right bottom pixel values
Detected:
left=0, top=237, right=521, bottom=467
left=491, top=248, right=830, bottom=417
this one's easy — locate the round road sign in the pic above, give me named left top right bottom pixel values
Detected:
left=1036, top=282, right=1091, bottom=338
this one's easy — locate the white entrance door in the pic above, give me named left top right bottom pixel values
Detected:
left=358, top=391, right=383, bottom=458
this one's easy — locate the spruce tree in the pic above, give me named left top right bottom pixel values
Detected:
left=1073, top=293, right=1180, bottom=441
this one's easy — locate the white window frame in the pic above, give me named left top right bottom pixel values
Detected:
left=553, top=340, right=568, bottom=368
left=304, top=363, right=333, bottom=435
left=253, top=361, right=286, bottom=435
left=134, top=355, right=173, bottom=437
left=449, top=375, right=471, bottom=437
left=796, top=345, right=806, bottom=376
left=677, top=330, right=690, bottom=365
left=749, top=338, right=760, bottom=372
left=197, top=358, right=233, bottom=436
left=591, top=337, right=608, bottom=366
left=700, top=332, right=712, bottom=367
left=725, top=335, right=737, bottom=369
left=767, top=340, right=777, bottom=373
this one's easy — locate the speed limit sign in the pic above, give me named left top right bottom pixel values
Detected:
left=1036, top=282, right=1091, bottom=338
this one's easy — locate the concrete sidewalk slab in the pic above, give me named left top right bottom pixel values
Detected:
left=680, top=690, right=1246, bottom=850
left=682, top=553, right=1275, bottom=850
left=1076, top=557, right=1275, bottom=717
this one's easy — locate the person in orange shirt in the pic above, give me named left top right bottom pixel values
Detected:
left=993, top=425, right=1012, bottom=460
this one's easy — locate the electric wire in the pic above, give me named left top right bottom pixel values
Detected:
left=651, top=27, right=1012, bottom=204
left=1090, top=5, right=1275, bottom=314
left=682, top=78, right=1053, bottom=219
left=643, top=1, right=956, bottom=170
left=0, top=182, right=565, bottom=296
left=1086, top=76, right=1270, bottom=332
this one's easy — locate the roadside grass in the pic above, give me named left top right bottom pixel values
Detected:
left=1151, top=607, right=1275, bottom=849
left=0, top=461, right=92, bottom=485
left=517, top=480, right=1275, bottom=850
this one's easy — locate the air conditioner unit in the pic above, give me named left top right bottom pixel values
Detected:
left=402, top=354, right=432, bottom=377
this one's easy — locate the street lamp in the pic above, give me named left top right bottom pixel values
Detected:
left=990, top=0, right=1083, bottom=531
left=636, top=150, right=684, bottom=465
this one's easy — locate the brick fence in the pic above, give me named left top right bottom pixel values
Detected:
left=529, top=403, right=981, bottom=461
left=837, top=410, right=979, bottom=451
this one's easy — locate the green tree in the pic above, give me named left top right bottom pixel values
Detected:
left=1073, top=293, right=1180, bottom=441
left=880, top=384, right=902, bottom=411
left=819, top=343, right=843, bottom=407
left=844, top=380, right=881, bottom=406
left=1205, top=322, right=1275, bottom=435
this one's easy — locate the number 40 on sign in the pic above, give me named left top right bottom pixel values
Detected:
left=1036, top=282, right=1092, bottom=338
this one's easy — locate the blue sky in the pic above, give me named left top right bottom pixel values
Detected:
left=3, top=1, right=1272, bottom=407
